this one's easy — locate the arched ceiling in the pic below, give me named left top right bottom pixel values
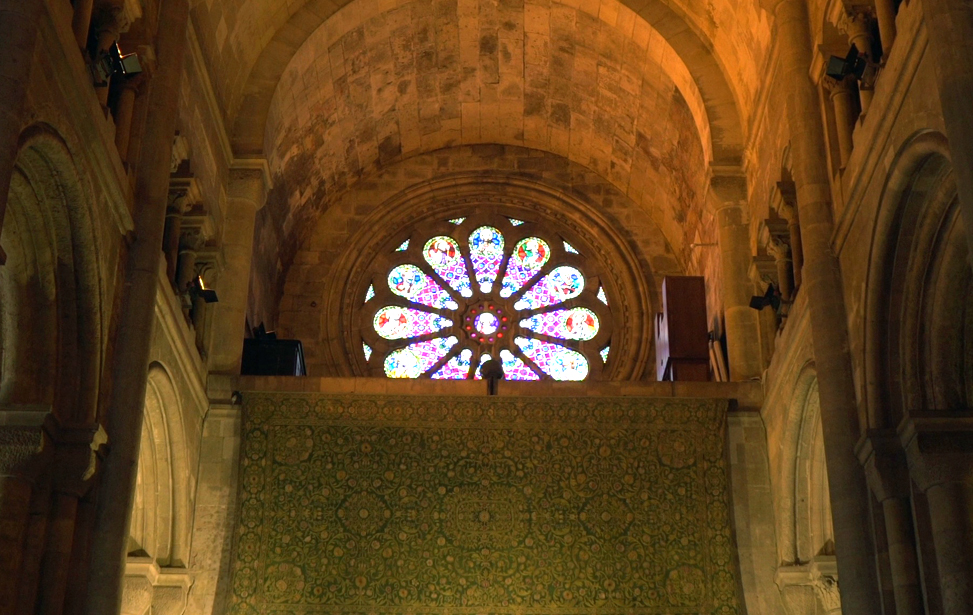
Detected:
left=249, top=0, right=712, bottom=292
left=190, top=0, right=771, bottom=163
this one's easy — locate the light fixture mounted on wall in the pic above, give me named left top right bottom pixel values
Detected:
left=826, top=45, right=876, bottom=86
left=191, top=275, right=219, bottom=303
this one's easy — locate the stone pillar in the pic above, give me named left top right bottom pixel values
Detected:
left=72, top=0, right=96, bottom=51
left=0, top=0, right=45, bottom=265
left=207, top=160, right=270, bottom=375
left=776, top=181, right=803, bottom=291
left=711, top=168, right=762, bottom=381
left=768, top=239, right=793, bottom=301
left=858, top=432, right=924, bottom=615
left=771, top=0, right=883, bottom=612
left=899, top=414, right=973, bottom=614
left=114, top=77, right=145, bottom=165
left=874, top=0, right=897, bottom=57
left=84, top=1, right=190, bottom=613
left=840, top=8, right=875, bottom=114
left=828, top=76, right=856, bottom=168
left=921, top=0, right=973, bottom=259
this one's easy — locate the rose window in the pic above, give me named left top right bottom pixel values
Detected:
left=361, top=216, right=612, bottom=380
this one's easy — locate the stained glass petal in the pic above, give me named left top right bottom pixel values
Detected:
left=448, top=217, right=466, bottom=225
left=363, top=343, right=373, bottom=361
left=519, top=307, right=600, bottom=340
left=364, top=284, right=375, bottom=303
left=384, top=336, right=457, bottom=378
left=423, top=236, right=474, bottom=298
left=513, top=266, right=585, bottom=310
left=499, top=349, right=541, bottom=380
left=395, top=239, right=410, bottom=252
left=600, top=347, right=610, bottom=362
left=473, top=353, right=493, bottom=380
left=431, top=348, right=473, bottom=379
left=514, top=337, right=588, bottom=381
left=468, top=226, right=505, bottom=293
left=597, top=286, right=608, bottom=305
left=500, top=237, right=551, bottom=298
left=388, top=264, right=459, bottom=310
left=563, top=241, right=579, bottom=254
left=373, top=306, right=453, bottom=340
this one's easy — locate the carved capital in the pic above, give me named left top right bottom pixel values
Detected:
left=0, top=410, right=49, bottom=479
left=229, top=158, right=272, bottom=209
left=708, top=165, right=748, bottom=208
left=812, top=575, right=842, bottom=613
left=899, top=413, right=973, bottom=492
left=837, top=5, right=874, bottom=42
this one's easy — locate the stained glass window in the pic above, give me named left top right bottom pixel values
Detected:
left=396, top=239, right=410, bottom=252
left=500, top=237, right=550, bottom=298
left=468, top=226, right=504, bottom=293
left=367, top=220, right=608, bottom=381
left=515, top=337, right=589, bottom=380
left=424, top=236, right=473, bottom=298
left=384, top=337, right=457, bottom=378
left=513, top=266, right=584, bottom=310
left=519, top=307, right=599, bottom=340
left=374, top=306, right=452, bottom=340
left=388, top=264, right=459, bottom=310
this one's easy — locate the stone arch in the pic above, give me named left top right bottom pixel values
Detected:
left=128, top=363, right=192, bottom=566
left=777, top=364, right=834, bottom=565
left=0, top=125, right=103, bottom=422
left=865, top=130, right=971, bottom=428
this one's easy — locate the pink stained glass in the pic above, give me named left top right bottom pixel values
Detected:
left=499, top=349, right=541, bottom=380
left=384, top=336, right=457, bottom=378
left=431, top=348, right=473, bottom=379
left=468, top=227, right=505, bottom=293
left=388, top=264, right=459, bottom=310
left=513, top=266, right=585, bottom=311
left=519, top=307, right=600, bottom=341
left=499, top=237, right=551, bottom=298
left=373, top=306, right=452, bottom=340
left=423, top=236, right=473, bottom=298
left=514, top=337, right=589, bottom=381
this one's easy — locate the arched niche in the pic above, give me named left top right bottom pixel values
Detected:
left=865, top=131, right=972, bottom=428
left=0, top=126, right=103, bottom=423
left=128, top=363, right=192, bottom=567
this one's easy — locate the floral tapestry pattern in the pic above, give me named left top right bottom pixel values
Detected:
left=230, top=394, right=741, bottom=615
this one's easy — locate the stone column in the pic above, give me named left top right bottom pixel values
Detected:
left=711, top=168, right=762, bottom=381
left=858, top=432, right=924, bottom=615
left=771, top=0, right=883, bottom=612
left=921, top=0, right=973, bottom=260
left=0, top=0, right=45, bottom=265
left=72, top=0, right=96, bottom=51
left=840, top=8, right=875, bottom=114
left=207, top=160, right=270, bottom=375
left=114, top=76, right=146, bottom=165
left=874, top=0, right=897, bottom=57
left=84, top=1, right=190, bottom=613
left=899, top=414, right=973, bottom=614
left=767, top=239, right=793, bottom=301
left=776, top=181, right=803, bottom=291
left=828, top=76, right=856, bottom=168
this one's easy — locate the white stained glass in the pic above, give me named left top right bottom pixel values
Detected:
left=363, top=343, right=373, bottom=361
left=563, top=241, right=579, bottom=254
left=600, top=347, right=609, bottom=363
left=508, top=218, right=525, bottom=226
left=396, top=239, right=410, bottom=252
left=364, top=284, right=376, bottom=303
left=448, top=218, right=466, bottom=225
left=597, top=286, right=609, bottom=306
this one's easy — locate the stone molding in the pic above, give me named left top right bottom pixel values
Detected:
left=856, top=429, right=911, bottom=501
left=898, top=413, right=973, bottom=492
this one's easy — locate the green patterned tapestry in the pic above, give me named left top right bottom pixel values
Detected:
left=230, top=394, right=741, bottom=615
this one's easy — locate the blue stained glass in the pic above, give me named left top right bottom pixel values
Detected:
left=365, top=284, right=375, bottom=303
left=423, top=236, right=473, bottom=298
left=514, top=266, right=585, bottom=310
left=514, top=337, right=588, bottom=381
left=600, top=347, right=610, bottom=363
left=563, top=241, right=579, bottom=254
left=500, top=237, right=550, bottom=298
left=468, top=227, right=505, bottom=293
left=363, top=343, right=373, bottom=361
left=396, top=239, right=410, bottom=252
left=448, top=218, right=466, bottom=225
left=519, top=307, right=599, bottom=340
left=373, top=306, right=452, bottom=340
left=508, top=218, right=525, bottom=226
left=431, top=348, right=473, bottom=379
left=388, top=264, right=459, bottom=310
left=499, top=349, right=540, bottom=380
left=384, top=337, right=457, bottom=378
left=597, top=286, right=608, bottom=305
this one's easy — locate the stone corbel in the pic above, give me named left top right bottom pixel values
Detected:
left=228, top=158, right=273, bottom=210
left=898, top=412, right=973, bottom=492
left=0, top=408, right=51, bottom=481
left=776, top=556, right=841, bottom=615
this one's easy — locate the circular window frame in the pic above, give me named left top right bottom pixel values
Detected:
left=322, top=174, right=656, bottom=380
left=360, top=214, right=614, bottom=380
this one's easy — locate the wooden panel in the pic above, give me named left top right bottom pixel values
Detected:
left=656, top=276, right=709, bottom=381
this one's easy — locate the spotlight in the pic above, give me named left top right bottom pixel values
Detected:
left=826, top=45, right=876, bottom=86
left=191, top=275, right=219, bottom=303
left=94, top=42, right=143, bottom=84
left=749, top=284, right=781, bottom=312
